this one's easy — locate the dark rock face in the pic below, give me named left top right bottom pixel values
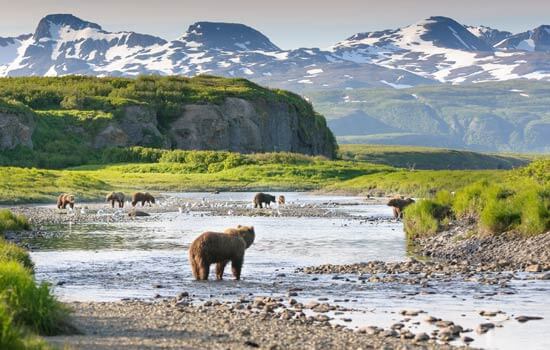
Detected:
left=182, top=22, right=280, bottom=52
left=420, top=16, right=494, bottom=52
left=33, top=14, right=102, bottom=40
left=0, top=113, right=34, bottom=149
left=495, top=25, right=550, bottom=52
left=1, top=99, right=335, bottom=158
left=168, top=98, right=335, bottom=157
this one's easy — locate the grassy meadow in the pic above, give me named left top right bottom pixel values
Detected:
left=0, top=145, right=537, bottom=204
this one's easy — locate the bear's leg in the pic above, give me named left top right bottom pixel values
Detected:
left=392, top=207, right=399, bottom=219
left=231, top=257, right=244, bottom=280
left=189, top=255, right=200, bottom=280
left=111, top=200, right=115, bottom=208
left=216, top=261, right=228, bottom=280
left=198, top=262, right=210, bottom=280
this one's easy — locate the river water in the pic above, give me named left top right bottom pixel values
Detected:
left=24, top=192, right=549, bottom=350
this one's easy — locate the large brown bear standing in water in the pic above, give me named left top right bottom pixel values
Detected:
left=57, top=194, right=75, bottom=209
left=253, top=193, right=276, bottom=208
left=189, top=225, right=255, bottom=281
left=131, top=192, right=155, bottom=207
left=387, top=196, right=415, bottom=219
left=106, top=192, right=125, bottom=208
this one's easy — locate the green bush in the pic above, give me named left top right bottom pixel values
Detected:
left=0, top=211, right=30, bottom=233
left=0, top=303, right=51, bottom=350
left=452, top=181, right=490, bottom=218
left=0, top=262, right=68, bottom=336
left=403, top=200, right=452, bottom=239
left=0, top=240, right=34, bottom=271
left=0, top=303, right=24, bottom=350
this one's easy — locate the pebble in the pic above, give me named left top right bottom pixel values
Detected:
left=515, top=315, right=544, bottom=323
left=476, top=323, right=495, bottom=334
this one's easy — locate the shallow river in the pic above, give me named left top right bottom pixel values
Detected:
left=26, top=192, right=549, bottom=350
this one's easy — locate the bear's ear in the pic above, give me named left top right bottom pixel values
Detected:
left=237, top=224, right=242, bottom=228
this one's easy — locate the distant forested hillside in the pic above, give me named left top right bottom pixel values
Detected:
left=308, top=80, right=550, bottom=153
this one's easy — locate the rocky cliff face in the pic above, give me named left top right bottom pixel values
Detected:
left=1, top=98, right=336, bottom=158
left=168, top=98, right=335, bottom=157
left=0, top=113, right=34, bottom=149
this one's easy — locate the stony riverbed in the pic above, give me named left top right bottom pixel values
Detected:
left=4, top=192, right=550, bottom=349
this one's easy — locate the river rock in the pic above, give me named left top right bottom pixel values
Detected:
left=515, top=315, right=544, bottom=323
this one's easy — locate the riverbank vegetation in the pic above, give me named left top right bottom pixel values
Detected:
left=0, top=145, right=525, bottom=204
left=0, top=211, right=68, bottom=349
left=404, top=159, right=550, bottom=238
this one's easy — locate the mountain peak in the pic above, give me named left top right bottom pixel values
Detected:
left=34, top=14, right=102, bottom=40
left=417, top=16, right=494, bottom=51
left=181, top=21, right=280, bottom=51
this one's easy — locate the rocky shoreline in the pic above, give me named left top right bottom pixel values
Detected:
left=6, top=195, right=390, bottom=227
left=46, top=299, right=462, bottom=350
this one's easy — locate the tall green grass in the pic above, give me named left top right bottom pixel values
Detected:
left=0, top=240, right=34, bottom=271
left=0, top=211, right=30, bottom=233
left=404, top=160, right=550, bottom=238
left=0, top=210, right=68, bottom=347
left=0, top=262, right=68, bottom=336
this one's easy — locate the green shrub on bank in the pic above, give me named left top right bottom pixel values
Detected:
left=0, top=261, right=68, bottom=336
left=0, top=211, right=30, bottom=233
left=0, top=240, right=34, bottom=271
left=0, top=303, right=24, bottom=350
left=405, top=170, right=550, bottom=238
left=404, top=199, right=452, bottom=239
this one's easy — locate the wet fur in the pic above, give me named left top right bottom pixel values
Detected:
left=131, top=192, right=155, bottom=207
left=254, top=193, right=276, bottom=208
left=189, top=225, right=255, bottom=281
left=387, top=197, right=415, bottom=219
left=106, top=192, right=125, bottom=208
left=57, top=194, right=75, bottom=209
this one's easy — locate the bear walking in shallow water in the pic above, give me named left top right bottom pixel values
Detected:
left=131, top=192, right=155, bottom=207
left=106, top=192, right=125, bottom=208
left=253, top=193, right=276, bottom=208
left=188, top=225, right=255, bottom=280
left=57, top=194, right=75, bottom=209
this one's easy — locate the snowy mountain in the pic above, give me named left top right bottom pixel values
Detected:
left=466, top=25, right=512, bottom=46
left=0, top=14, right=167, bottom=77
left=1, top=14, right=549, bottom=88
left=495, top=25, right=550, bottom=52
left=331, top=16, right=550, bottom=83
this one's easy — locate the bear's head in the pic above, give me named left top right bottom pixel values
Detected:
left=235, top=225, right=255, bottom=248
left=106, top=192, right=114, bottom=201
left=67, top=195, right=75, bottom=203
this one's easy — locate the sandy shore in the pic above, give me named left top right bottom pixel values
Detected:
left=47, top=299, right=460, bottom=350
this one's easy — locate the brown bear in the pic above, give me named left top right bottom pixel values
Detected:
left=131, top=192, right=155, bottom=207
left=277, top=195, right=286, bottom=205
left=106, top=192, right=125, bottom=208
left=253, top=193, right=276, bottom=208
left=57, top=194, right=75, bottom=209
left=188, top=225, right=255, bottom=281
left=387, top=196, right=415, bottom=219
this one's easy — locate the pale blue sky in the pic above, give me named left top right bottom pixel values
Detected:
left=0, top=0, right=548, bottom=49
